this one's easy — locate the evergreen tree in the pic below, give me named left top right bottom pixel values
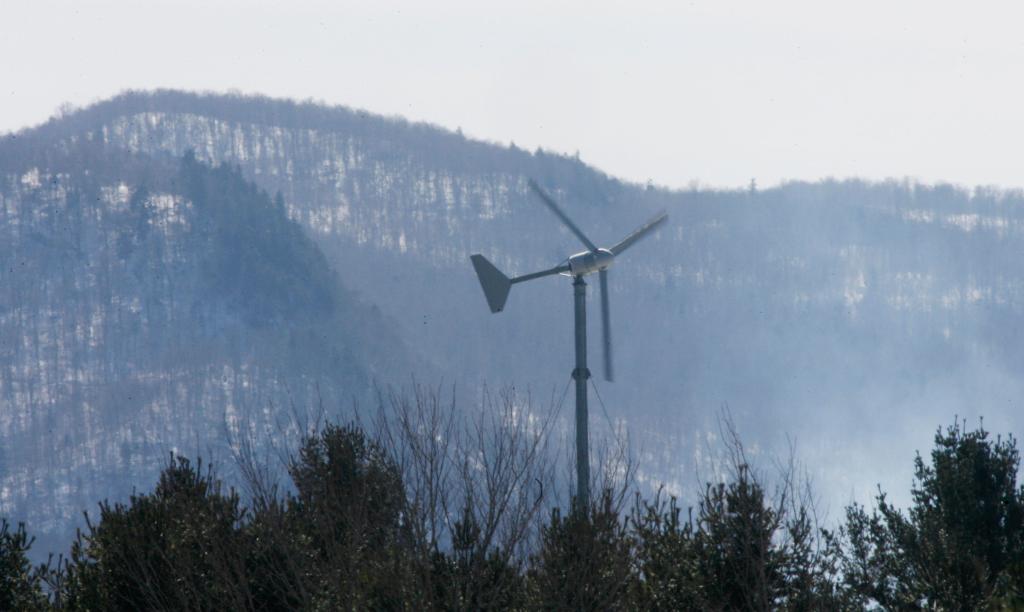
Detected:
left=427, top=504, right=525, bottom=610
left=0, top=519, right=47, bottom=610
left=527, top=492, right=636, bottom=610
left=631, top=468, right=844, bottom=611
left=59, top=456, right=249, bottom=610
left=287, top=423, right=419, bottom=608
left=837, top=419, right=1024, bottom=609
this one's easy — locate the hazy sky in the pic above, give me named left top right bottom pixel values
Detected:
left=5, top=0, right=1024, bottom=190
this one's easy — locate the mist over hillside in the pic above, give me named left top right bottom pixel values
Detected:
left=3, top=90, right=1024, bottom=553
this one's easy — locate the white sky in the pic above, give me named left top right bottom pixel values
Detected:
left=4, top=0, right=1024, bottom=190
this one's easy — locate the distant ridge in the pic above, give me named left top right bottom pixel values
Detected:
left=8, top=89, right=630, bottom=188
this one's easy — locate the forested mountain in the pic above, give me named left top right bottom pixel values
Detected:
left=0, top=123, right=418, bottom=552
left=3, top=90, right=1024, bottom=553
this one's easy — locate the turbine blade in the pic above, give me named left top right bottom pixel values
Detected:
left=609, top=210, right=668, bottom=256
left=527, top=179, right=598, bottom=251
left=600, top=269, right=613, bottom=382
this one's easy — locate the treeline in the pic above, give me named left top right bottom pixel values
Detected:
left=4, top=391, right=1024, bottom=610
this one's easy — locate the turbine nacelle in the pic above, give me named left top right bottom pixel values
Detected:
left=568, top=248, right=614, bottom=277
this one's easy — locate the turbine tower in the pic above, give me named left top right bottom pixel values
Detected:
left=471, top=179, right=667, bottom=511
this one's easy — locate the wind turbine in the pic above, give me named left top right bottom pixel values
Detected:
left=470, top=179, right=667, bottom=510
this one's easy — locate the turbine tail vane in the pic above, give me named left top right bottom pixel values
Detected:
left=471, top=255, right=570, bottom=313
left=470, top=254, right=512, bottom=313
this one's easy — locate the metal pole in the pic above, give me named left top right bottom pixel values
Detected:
left=572, top=275, right=591, bottom=512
